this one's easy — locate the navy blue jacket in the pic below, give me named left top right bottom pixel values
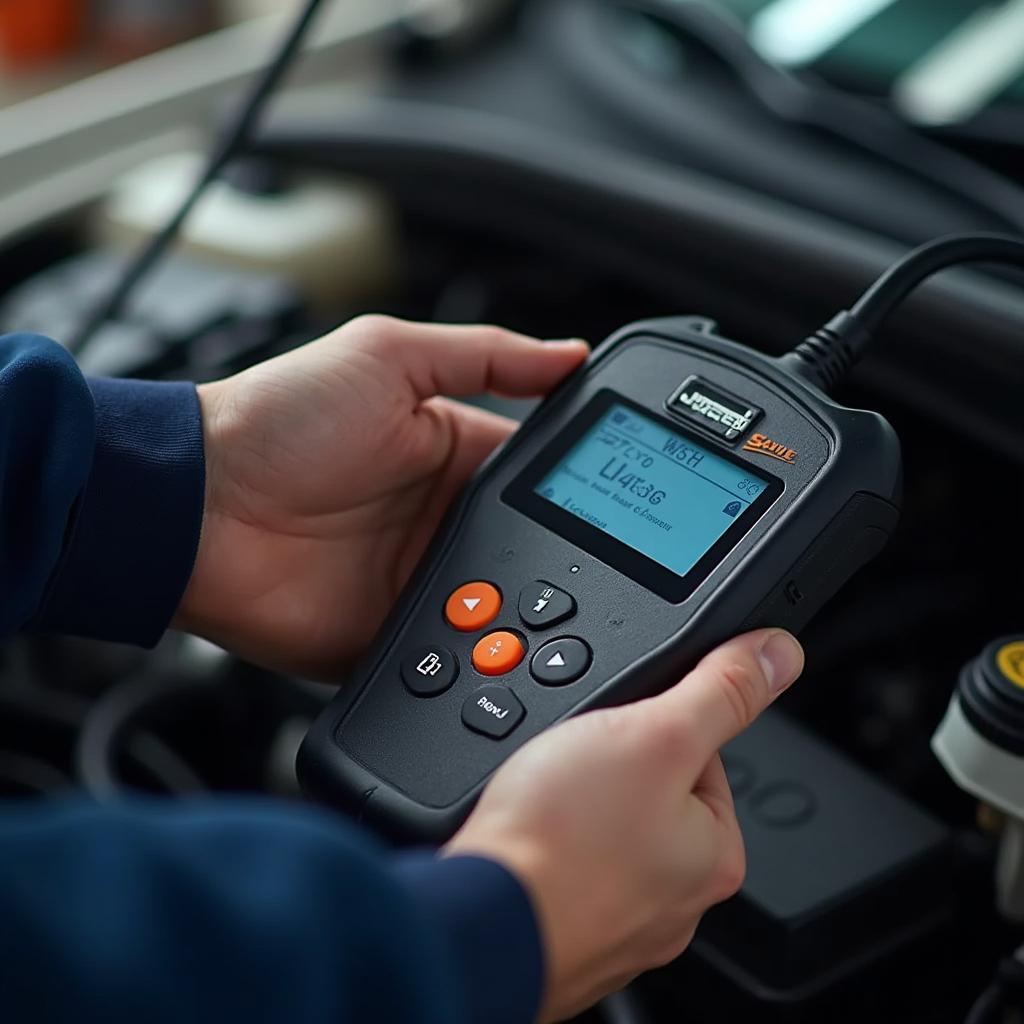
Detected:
left=0, top=334, right=543, bottom=1024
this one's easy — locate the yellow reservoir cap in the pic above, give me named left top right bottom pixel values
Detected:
left=995, top=641, right=1024, bottom=690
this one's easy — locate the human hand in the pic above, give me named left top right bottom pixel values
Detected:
left=176, top=316, right=588, bottom=676
left=445, top=628, right=804, bottom=1022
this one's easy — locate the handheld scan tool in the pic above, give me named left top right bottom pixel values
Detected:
left=299, top=234, right=1024, bottom=842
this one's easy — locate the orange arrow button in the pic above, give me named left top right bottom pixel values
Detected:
left=445, top=582, right=502, bottom=632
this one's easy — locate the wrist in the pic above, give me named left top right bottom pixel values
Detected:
left=33, top=375, right=206, bottom=645
left=396, top=852, right=546, bottom=1024
left=173, top=380, right=228, bottom=636
left=444, top=829, right=566, bottom=1019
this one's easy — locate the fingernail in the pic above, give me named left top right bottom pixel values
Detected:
left=547, top=338, right=589, bottom=348
left=758, top=632, right=804, bottom=694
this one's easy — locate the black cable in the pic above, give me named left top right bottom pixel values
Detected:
left=849, top=235, right=1024, bottom=337
left=68, top=0, right=328, bottom=355
left=597, top=988, right=653, bottom=1024
left=965, top=984, right=1003, bottom=1024
left=965, top=945, right=1024, bottom=1024
left=613, top=0, right=1024, bottom=236
left=0, top=751, right=71, bottom=796
left=0, top=682, right=206, bottom=796
left=782, top=233, right=1024, bottom=392
left=75, top=676, right=211, bottom=798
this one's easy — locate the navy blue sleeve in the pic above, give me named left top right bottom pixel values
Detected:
left=0, top=333, right=546, bottom=1024
left=0, top=799, right=545, bottom=1024
left=0, top=334, right=95, bottom=636
left=0, top=332, right=204, bottom=646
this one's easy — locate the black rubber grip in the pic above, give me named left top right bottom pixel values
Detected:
left=741, top=492, right=899, bottom=636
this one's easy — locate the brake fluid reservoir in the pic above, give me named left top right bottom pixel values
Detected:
left=933, top=636, right=1024, bottom=920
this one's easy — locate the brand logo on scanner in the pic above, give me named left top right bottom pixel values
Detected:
left=676, top=386, right=755, bottom=432
left=742, top=433, right=797, bottom=464
left=669, top=377, right=762, bottom=442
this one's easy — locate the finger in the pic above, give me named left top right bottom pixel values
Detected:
left=427, top=398, right=519, bottom=482
left=651, top=630, right=804, bottom=772
left=375, top=318, right=589, bottom=400
left=397, top=400, right=519, bottom=565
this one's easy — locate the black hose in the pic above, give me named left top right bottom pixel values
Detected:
left=611, top=0, right=1024, bottom=235
left=965, top=946, right=1024, bottom=1024
left=0, top=751, right=71, bottom=795
left=965, top=984, right=1003, bottom=1024
left=0, top=681, right=206, bottom=797
left=598, top=988, right=653, bottom=1024
left=75, top=676, right=211, bottom=798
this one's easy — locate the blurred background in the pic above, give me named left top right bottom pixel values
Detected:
left=0, top=0, right=285, bottom=103
left=0, top=0, right=323, bottom=94
left=1, top=1, right=1023, bottom=1022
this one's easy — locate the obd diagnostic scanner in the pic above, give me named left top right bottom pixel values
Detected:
left=299, top=234, right=1024, bottom=842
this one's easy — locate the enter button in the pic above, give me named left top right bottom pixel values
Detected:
left=472, top=631, right=525, bottom=676
left=461, top=685, right=525, bottom=739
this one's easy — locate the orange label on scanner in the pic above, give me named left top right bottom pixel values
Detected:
left=742, top=433, right=797, bottom=464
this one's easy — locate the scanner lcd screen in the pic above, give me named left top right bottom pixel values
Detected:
left=533, top=402, right=770, bottom=579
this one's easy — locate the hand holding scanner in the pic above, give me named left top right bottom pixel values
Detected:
left=299, top=234, right=1024, bottom=843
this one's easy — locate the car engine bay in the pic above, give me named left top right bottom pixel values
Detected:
left=1, top=2, right=1023, bottom=1021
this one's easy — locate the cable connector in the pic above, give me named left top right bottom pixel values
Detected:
left=777, top=311, right=871, bottom=392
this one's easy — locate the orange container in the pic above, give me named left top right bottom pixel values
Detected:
left=0, top=0, right=83, bottom=67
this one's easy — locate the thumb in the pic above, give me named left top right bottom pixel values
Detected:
left=385, top=320, right=589, bottom=400
left=650, top=629, right=804, bottom=775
